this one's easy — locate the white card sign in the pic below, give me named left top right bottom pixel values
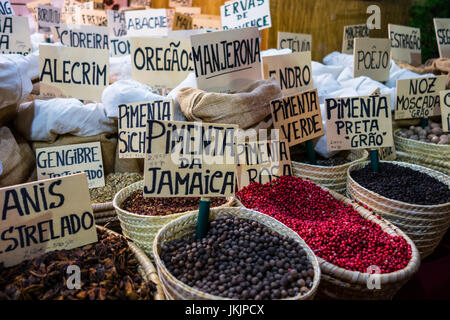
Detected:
left=0, top=0, right=14, bottom=15
left=0, top=16, right=32, bottom=55
left=107, top=9, right=126, bottom=37
left=37, top=4, right=61, bottom=34
left=440, top=90, right=450, bottom=132
left=353, top=38, right=391, bottom=82
left=52, top=24, right=109, bottom=50
left=39, top=44, right=109, bottom=101
left=395, top=75, right=447, bottom=120
left=169, top=0, right=192, bottom=7
left=0, top=173, right=98, bottom=267
left=190, top=27, right=262, bottom=93
left=434, top=18, right=450, bottom=59
left=36, top=142, right=105, bottom=188
left=342, top=24, right=369, bottom=54
left=325, top=94, right=394, bottom=151
left=277, top=32, right=311, bottom=52
left=75, top=8, right=107, bottom=26
left=118, top=99, right=174, bottom=158
left=125, top=9, right=168, bottom=36
left=220, top=0, right=271, bottom=30
left=388, top=24, right=421, bottom=66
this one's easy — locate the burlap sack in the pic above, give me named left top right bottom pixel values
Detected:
left=397, top=58, right=450, bottom=89
left=0, top=104, right=17, bottom=127
left=113, top=146, right=144, bottom=173
left=177, top=78, right=282, bottom=129
left=32, top=134, right=117, bottom=175
left=0, top=127, right=36, bottom=187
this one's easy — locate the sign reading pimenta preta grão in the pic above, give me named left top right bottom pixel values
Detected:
left=325, top=94, right=394, bottom=151
left=395, top=75, right=447, bottom=120
left=440, top=90, right=450, bottom=132
left=0, top=173, right=98, bottom=267
left=277, top=32, right=311, bottom=53
left=353, top=38, right=391, bottom=82
left=342, top=24, right=369, bottom=54
left=36, top=142, right=105, bottom=189
left=143, top=120, right=238, bottom=197
left=388, top=24, right=421, bottom=66
left=434, top=18, right=450, bottom=59
left=0, top=16, right=32, bottom=55
left=220, top=0, right=271, bottom=30
left=39, top=44, right=109, bottom=101
left=236, top=139, right=292, bottom=189
left=118, top=99, right=174, bottom=158
left=270, top=89, right=324, bottom=147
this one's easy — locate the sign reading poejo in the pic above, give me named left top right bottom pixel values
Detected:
left=342, top=24, right=369, bottom=54
left=325, top=94, right=394, bottom=151
left=36, top=142, right=105, bottom=188
left=434, top=18, right=450, bottom=59
left=270, top=89, right=323, bottom=147
left=190, top=27, right=262, bottom=93
left=0, top=173, right=98, bottom=267
left=131, top=37, right=194, bottom=88
left=39, top=44, right=109, bottom=101
left=37, top=4, right=61, bottom=34
left=440, top=90, right=450, bottom=132
left=395, top=75, right=446, bottom=120
left=220, top=0, right=271, bottom=30
left=353, top=38, right=391, bottom=82
left=144, top=120, right=237, bottom=197
left=125, top=9, right=168, bottom=36
left=52, top=24, right=109, bottom=50
left=277, top=32, right=311, bottom=52
left=192, top=14, right=221, bottom=30
left=118, top=99, right=174, bottom=158
left=0, top=16, right=32, bottom=55
left=236, top=139, right=292, bottom=189
left=0, top=0, right=14, bottom=15
left=388, top=24, right=421, bottom=66
left=263, top=52, right=313, bottom=96
left=172, top=12, right=192, bottom=30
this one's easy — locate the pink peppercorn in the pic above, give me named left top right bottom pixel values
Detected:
left=236, top=176, right=412, bottom=274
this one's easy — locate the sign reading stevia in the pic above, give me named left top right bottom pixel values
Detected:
left=143, top=120, right=237, bottom=197
left=0, top=16, right=32, bottom=55
left=325, top=94, right=394, bottom=151
left=434, top=18, right=450, bottom=59
left=395, top=75, right=446, bottom=119
left=39, top=44, right=109, bottom=101
left=277, top=32, right=311, bottom=52
left=270, top=89, right=323, bottom=147
left=0, top=0, right=14, bottom=15
left=220, top=0, right=271, bottom=30
left=439, top=90, right=450, bottom=132
left=118, top=99, right=174, bottom=158
left=353, top=38, right=390, bottom=82
left=125, top=9, right=168, bottom=36
left=131, top=37, right=194, bottom=88
left=342, top=24, right=369, bottom=54
left=36, top=142, right=105, bottom=188
left=388, top=24, right=421, bottom=66
left=190, top=27, right=262, bottom=93
left=37, top=4, right=61, bottom=34
left=263, top=51, right=313, bottom=96
left=236, top=139, right=292, bottom=189
left=0, top=173, right=98, bottom=267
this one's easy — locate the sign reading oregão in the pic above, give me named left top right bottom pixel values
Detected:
left=434, top=18, right=450, bottom=59
left=353, top=38, right=391, bottom=82
left=395, top=75, right=446, bottom=119
left=277, top=32, right=311, bottom=52
left=440, top=90, right=450, bottom=132
left=0, top=173, right=98, bottom=267
left=325, top=94, right=394, bottom=151
left=190, top=27, right=262, bottom=93
left=342, top=24, right=369, bottom=54
left=270, top=89, right=323, bottom=147
left=0, top=16, right=32, bottom=55
left=388, top=24, right=421, bottom=66
left=125, top=9, right=168, bottom=36
left=36, top=142, right=105, bottom=188
left=263, top=51, right=313, bottom=96
left=39, top=44, right=109, bottom=101
left=143, top=120, right=237, bottom=197
left=220, top=0, right=271, bottom=30
left=118, top=99, right=174, bottom=158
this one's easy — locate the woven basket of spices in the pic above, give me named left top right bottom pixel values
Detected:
left=113, top=180, right=235, bottom=257
left=347, top=161, right=450, bottom=259
left=292, top=149, right=368, bottom=195
left=395, top=151, right=450, bottom=176
left=153, top=207, right=321, bottom=300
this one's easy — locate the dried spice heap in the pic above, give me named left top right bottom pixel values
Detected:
left=121, top=190, right=228, bottom=216
left=0, top=229, right=156, bottom=300
left=398, top=121, right=449, bottom=144
left=292, top=153, right=350, bottom=166
left=237, top=176, right=412, bottom=274
left=351, top=163, right=450, bottom=205
left=90, top=172, right=143, bottom=204
left=161, top=217, right=315, bottom=300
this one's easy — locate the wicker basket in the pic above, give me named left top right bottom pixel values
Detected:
left=347, top=161, right=450, bottom=259
left=97, top=226, right=165, bottom=300
left=93, top=202, right=121, bottom=232
left=113, top=180, right=235, bottom=257
left=292, top=150, right=368, bottom=194
left=395, top=151, right=450, bottom=176
left=152, top=207, right=321, bottom=300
